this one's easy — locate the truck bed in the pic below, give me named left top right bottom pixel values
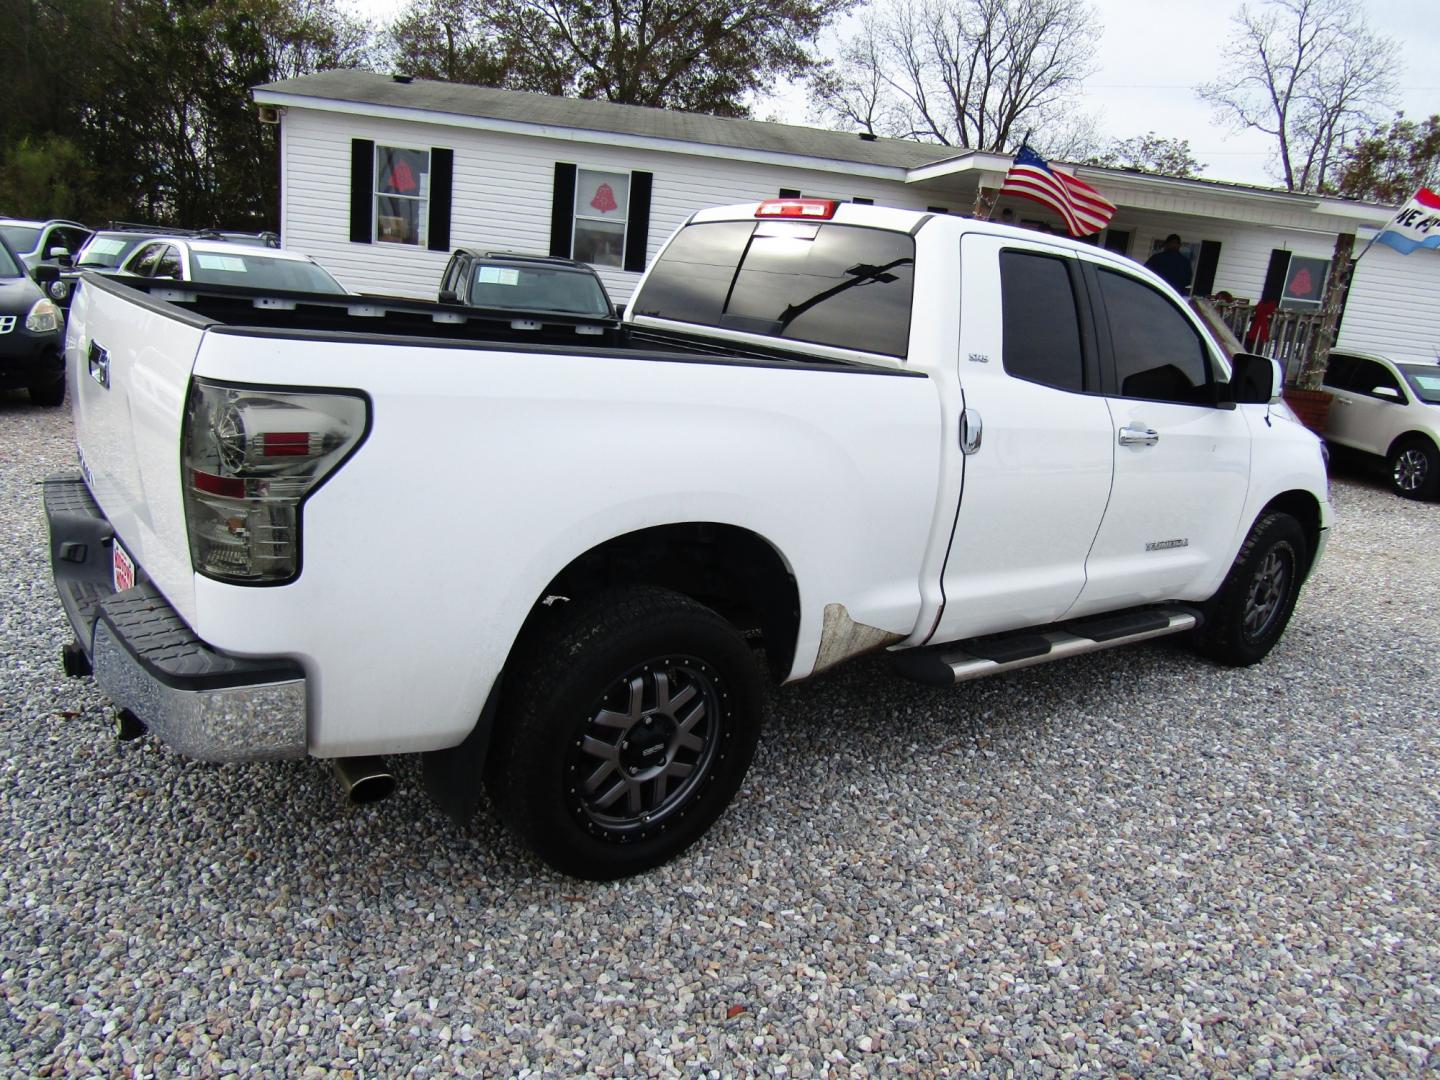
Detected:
left=84, top=273, right=887, bottom=376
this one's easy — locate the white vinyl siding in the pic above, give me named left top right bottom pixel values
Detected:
left=277, top=108, right=957, bottom=302
left=1338, top=243, right=1440, bottom=363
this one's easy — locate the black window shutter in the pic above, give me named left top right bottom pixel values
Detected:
left=427, top=148, right=454, bottom=252
left=550, top=163, right=577, bottom=258
left=1193, top=240, right=1222, bottom=297
left=1260, top=249, right=1290, bottom=303
left=350, top=139, right=374, bottom=244
left=624, top=171, right=653, bottom=273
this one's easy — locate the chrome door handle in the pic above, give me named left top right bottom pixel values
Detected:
left=1118, top=425, right=1158, bottom=447
left=88, top=341, right=110, bottom=390
left=960, top=408, right=983, bottom=455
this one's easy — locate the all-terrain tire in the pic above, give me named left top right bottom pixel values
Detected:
left=1193, top=512, right=1307, bottom=667
left=486, top=586, right=764, bottom=880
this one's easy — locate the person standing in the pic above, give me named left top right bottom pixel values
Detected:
left=1145, top=233, right=1194, bottom=295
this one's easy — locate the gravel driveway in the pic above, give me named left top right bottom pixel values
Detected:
left=3, top=392, right=1437, bottom=1076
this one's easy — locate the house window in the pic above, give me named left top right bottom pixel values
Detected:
left=1280, top=254, right=1329, bottom=311
left=375, top=146, right=430, bottom=246
left=573, top=168, right=629, bottom=268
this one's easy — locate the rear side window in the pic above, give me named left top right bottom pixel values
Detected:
left=1097, top=268, right=1211, bottom=405
left=634, top=221, right=915, bottom=357
left=1000, top=251, right=1085, bottom=392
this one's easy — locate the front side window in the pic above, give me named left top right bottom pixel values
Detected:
left=1346, top=357, right=1403, bottom=400
left=574, top=168, right=629, bottom=268
left=375, top=146, right=430, bottom=246
left=1000, top=251, right=1085, bottom=392
left=154, top=246, right=183, bottom=279
left=634, top=220, right=915, bottom=357
left=1098, top=268, right=1212, bottom=405
left=127, top=243, right=166, bottom=277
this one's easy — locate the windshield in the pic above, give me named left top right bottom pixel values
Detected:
left=0, top=241, right=20, bottom=278
left=467, top=263, right=611, bottom=317
left=1399, top=364, right=1440, bottom=405
left=0, top=224, right=41, bottom=253
left=187, top=251, right=347, bottom=294
left=79, top=235, right=147, bottom=268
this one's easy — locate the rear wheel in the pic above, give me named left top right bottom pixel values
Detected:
left=1193, top=512, right=1307, bottom=667
left=486, top=586, right=763, bottom=880
left=1388, top=437, right=1438, bottom=500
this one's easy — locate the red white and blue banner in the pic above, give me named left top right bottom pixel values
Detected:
left=1373, top=188, right=1440, bottom=255
left=998, top=144, right=1116, bottom=237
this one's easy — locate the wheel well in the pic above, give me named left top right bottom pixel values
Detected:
left=1260, top=491, right=1322, bottom=573
left=1387, top=431, right=1439, bottom=459
left=536, top=523, right=801, bottom=677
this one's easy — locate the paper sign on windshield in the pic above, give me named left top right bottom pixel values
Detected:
left=196, top=255, right=248, bottom=272
left=477, top=267, right=520, bottom=286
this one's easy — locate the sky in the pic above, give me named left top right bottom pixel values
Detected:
left=349, top=0, right=1440, bottom=189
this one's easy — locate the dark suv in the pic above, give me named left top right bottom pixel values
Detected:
left=439, top=250, right=619, bottom=331
left=0, top=235, right=65, bottom=406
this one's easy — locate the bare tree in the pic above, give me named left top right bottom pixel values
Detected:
left=810, top=0, right=1100, bottom=152
left=1198, top=0, right=1397, bottom=192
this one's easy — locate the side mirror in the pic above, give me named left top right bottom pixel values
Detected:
left=438, top=289, right=460, bottom=304
left=1373, top=385, right=1402, bottom=401
left=47, top=245, right=70, bottom=261
left=1230, top=351, right=1281, bottom=404
left=31, top=263, right=60, bottom=286
left=615, top=303, right=626, bottom=319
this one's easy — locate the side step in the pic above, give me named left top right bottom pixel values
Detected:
left=892, top=605, right=1201, bottom=687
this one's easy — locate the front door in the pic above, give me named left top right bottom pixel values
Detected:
left=1071, top=263, right=1252, bottom=613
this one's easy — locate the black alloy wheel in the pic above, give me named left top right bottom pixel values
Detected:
left=486, top=586, right=763, bottom=880
left=1194, top=512, right=1307, bottom=667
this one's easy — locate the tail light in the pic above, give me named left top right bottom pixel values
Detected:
left=182, top=379, right=368, bottom=584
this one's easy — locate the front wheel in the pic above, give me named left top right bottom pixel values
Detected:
left=1193, top=512, right=1307, bottom=667
left=486, top=586, right=764, bottom=880
left=28, top=373, right=66, bottom=407
left=1389, top=437, right=1439, bottom=501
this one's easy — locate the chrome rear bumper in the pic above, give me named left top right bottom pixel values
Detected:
left=44, top=472, right=308, bottom=762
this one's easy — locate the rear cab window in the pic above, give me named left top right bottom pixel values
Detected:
left=632, top=220, right=915, bottom=358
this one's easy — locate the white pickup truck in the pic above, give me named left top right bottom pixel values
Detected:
left=45, top=200, right=1330, bottom=879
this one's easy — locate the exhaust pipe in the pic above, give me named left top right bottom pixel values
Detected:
left=331, top=756, right=395, bottom=805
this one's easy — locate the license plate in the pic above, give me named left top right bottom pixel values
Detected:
left=112, top=539, right=136, bottom=593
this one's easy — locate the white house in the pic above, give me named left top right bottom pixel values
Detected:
left=253, top=70, right=1440, bottom=363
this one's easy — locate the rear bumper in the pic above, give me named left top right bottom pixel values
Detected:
left=44, top=472, right=308, bottom=762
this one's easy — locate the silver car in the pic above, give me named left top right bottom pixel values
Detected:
left=1322, top=350, right=1440, bottom=500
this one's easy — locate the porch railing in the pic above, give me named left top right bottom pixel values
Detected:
left=1210, top=300, right=1327, bottom=385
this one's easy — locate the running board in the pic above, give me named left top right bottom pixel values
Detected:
left=892, top=606, right=1201, bottom=687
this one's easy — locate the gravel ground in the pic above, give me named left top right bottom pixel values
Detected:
left=2, top=390, right=1438, bottom=1077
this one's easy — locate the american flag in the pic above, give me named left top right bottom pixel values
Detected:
left=999, top=144, right=1115, bottom=238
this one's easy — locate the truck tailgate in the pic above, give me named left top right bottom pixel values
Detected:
left=66, top=276, right=209, bottom=624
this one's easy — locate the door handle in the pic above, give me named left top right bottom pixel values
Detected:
left=1335, top=397, right=1353, bottom=406
left=960, top=408, right=982, bottom=455
left=1118, top=425, right=1158, bottom=447
left=88, top=341, right=110, bottom=390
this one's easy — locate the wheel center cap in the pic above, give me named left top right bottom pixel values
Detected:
left=621, top=714, right=673, bottom=770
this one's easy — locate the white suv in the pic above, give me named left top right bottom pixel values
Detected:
left=118, top=237, right=348, bottom=295
left=1322, top=350, right=1440, bottom=500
